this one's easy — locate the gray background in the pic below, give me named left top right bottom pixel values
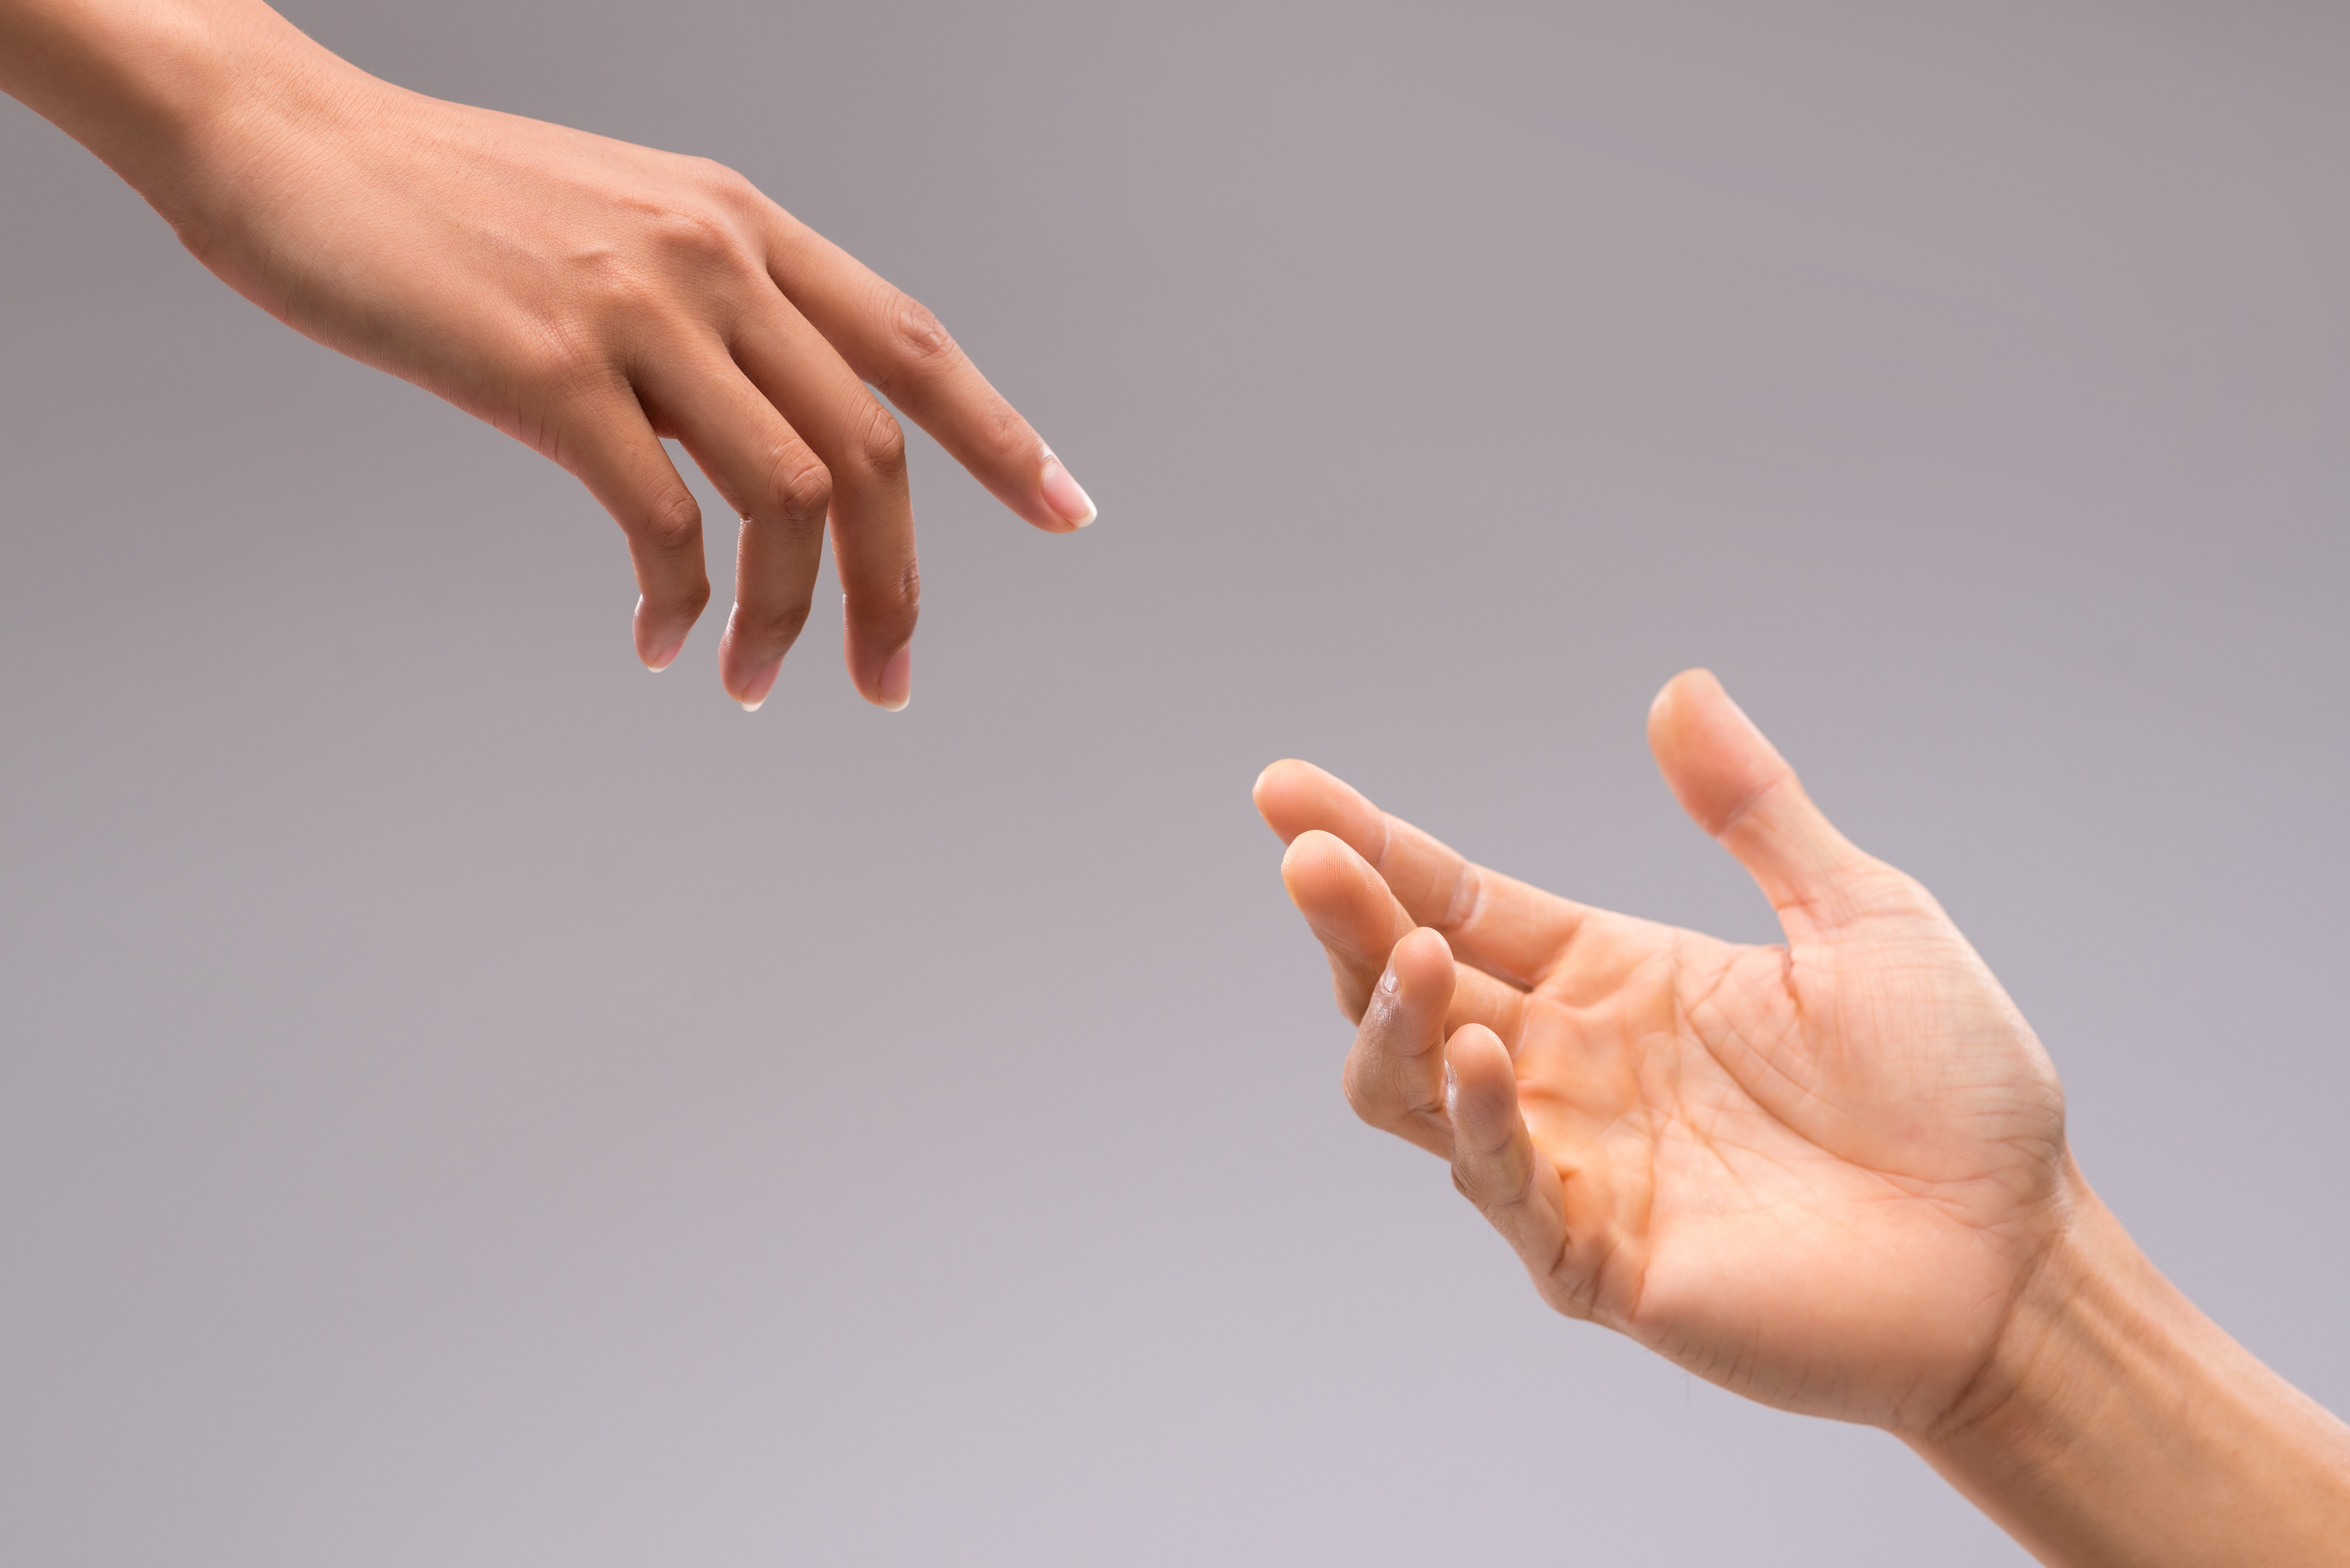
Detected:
left=4, top=1, right=2345, bottom=1562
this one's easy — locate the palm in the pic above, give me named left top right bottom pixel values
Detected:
left=1508, top=897, right=2062, bottom=1425
left=1257, top=672, right=2069, bottom=1434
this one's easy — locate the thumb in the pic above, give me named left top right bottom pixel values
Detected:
left=1647, top=669, right=1870, bottom=923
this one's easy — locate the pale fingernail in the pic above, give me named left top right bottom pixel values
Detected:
left=876, top=645, right=912, bottom=712
left=1379, top=962, right=1401, bottom=997
left=1444, top=1059, right=1459, bottom=1113
left=1039, top=452, right=1096, bottom=528
left=739, top=662, right=780, bottom=713
left=645, top=637, right=685, bottom=673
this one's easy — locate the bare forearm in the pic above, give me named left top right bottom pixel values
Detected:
left=1916, top=1172, right=2350, bottom=1565
left=0, top=0, right=353, bottom=217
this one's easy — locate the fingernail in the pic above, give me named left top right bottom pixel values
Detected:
left=1444, top=1059, right=1459, bottom=1112
left=876, top=645, right=912, bottom=711
left=645, top=637, right=685, bottom=673
left=1379, top=962, right=1401, bottom=997
left=739, top=662, right=780, bottom=713
left=1039, top=452, right=1096, bottom=528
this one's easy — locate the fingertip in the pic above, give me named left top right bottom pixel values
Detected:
left=1648, top=668, right=1788, bottom=837
left=1645, top=667, right=1719, bottom=753
left=1278, top=828, right=1391, bottom=936
left=1392, top=923, right=1454, bottom=978
left=1386, top=925, right=1456, bottom=1014
left=869, top=644, right=912, bottom=711
left=734, top=659, right=781, bottom=713
left=1039, top=452, right=1096, bottom=528
left=1277, top=828, right=1352, bottom=904
left=1252, top=759, right=1378, bottom=849
left=1450, top=1020, right=1510, bottom=1058
left=633, top=594, right=695, bottom=674
left=878, top=646, right=912, bottom=710
left=1444, top=1022, right=1520, bottom=1124
left=1251, top=758, right=1320, bottom=835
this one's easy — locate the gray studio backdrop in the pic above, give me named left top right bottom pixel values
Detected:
left=4, top=2, right=2345, bottom=1563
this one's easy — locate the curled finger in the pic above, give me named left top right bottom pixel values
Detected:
left=729, top=297, right=919, bottom=709
left=635, top=350, right=832, bottom=709
left=1345, top=926, right=1459, bottom=1157
left=552, top=382, right=711, bottom=671
left=1446, top=1023, right=1577, bottom=1312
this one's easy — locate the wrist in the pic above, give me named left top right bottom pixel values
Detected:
left=1908, top=1164, right=2143, bottom=1514
left=1910, top=1158, right=2350, bottom=1565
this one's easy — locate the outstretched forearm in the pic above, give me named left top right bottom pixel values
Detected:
left=1915, top=1166, right=2350, bottom=1566
left=0, top=0, right=346, bottom=218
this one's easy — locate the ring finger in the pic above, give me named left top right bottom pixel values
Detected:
left=634, top=349, right=833, bottom=709
left=729, top=295, right=918, bottom=709
left=1346, top=926, right=1460, bottom=1156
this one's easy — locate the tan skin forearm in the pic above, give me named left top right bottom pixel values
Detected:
left=1915, top=1166, right=2350, bottom=1566
left=0, top=0, right=342, bottom=212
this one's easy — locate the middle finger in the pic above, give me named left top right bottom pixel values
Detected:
left=633, top=348, right=831, bottom=708
left=1280, top=829, right=1526, bottom=1042
left=729, top=295, right=918, bottom=709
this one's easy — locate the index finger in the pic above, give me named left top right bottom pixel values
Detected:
left=759, top=206, right=1096, bottom=533
left=1255, top=760, right=1590, bottom=991
left=1279, top=830, right=1525, bottom=1045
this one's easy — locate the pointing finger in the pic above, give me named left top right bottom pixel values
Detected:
left=761, top=206, right=1097, bottom=533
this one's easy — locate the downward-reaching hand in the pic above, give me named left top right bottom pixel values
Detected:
left=1, top=0, right=1097, bottom=710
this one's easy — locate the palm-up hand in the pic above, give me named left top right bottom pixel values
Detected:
left=1254, top=670, right=2074, bottom=1434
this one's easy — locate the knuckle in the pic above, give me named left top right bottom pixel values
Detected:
left=686, top=155, right=757, bottom=206
left=569, top=205, right=756, bottom=321
left=979, top=396, right=1033, bottom=459
left=733, top=591, right=812, bottom=646
left=852, top=558, right=920, bottom=638
left=765, top=450, right=833, bottom=526
left=651, top=202, right=751, bottom=272
left=570, top=252, right=663, bottom=322
left=640, top=485, right=702, bottom=551
left=842, top=400, right=908, bottom=484
left=881, top=289, right=958, bottom=370
left=662, top=576, right=713, bottom=621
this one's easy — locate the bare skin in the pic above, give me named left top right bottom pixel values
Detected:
left=0, top=0, right=1096, bottom=710
left=1257, top=669, right=2350, bottom=1564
